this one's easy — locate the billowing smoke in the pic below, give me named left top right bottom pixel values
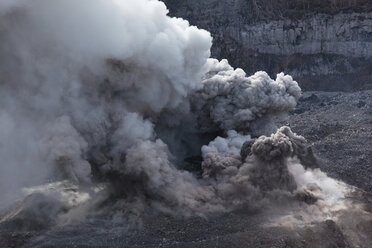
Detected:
left=0, top=0, right=212, bottom=203
left=0, top=0, right=358, bottom=231
left=193, top=59, right=301, bottom=136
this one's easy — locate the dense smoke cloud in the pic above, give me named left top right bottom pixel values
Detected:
left=0, top=0, right=212, bottom=202
left=193, top=59, right=301, bottom=135
left=0, top=0, right=353, bottom=229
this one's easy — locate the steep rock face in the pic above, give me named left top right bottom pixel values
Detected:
left=239, top=13, right=372, bottom=58
left=163, top=0, right=372, bottom=91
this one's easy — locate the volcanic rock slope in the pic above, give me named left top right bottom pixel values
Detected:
left=163, top=0, right=372, bottom=91
left=285, top=90, right=372, bottom=193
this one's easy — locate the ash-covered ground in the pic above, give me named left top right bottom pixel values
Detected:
left=1, top=187, right=371, bottom=248
left=286, top=90, right=372, bottom=193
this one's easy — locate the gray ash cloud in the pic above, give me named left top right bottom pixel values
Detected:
left=0, top=0, right=357, bottom=229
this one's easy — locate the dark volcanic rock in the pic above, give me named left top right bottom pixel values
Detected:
left=284, top=90, right=372, bottom=192
left=2, top=192, right=371, bottom=248
left=162, top=0, right=372, bottom=91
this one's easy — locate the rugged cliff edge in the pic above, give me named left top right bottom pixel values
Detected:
left=163, top=0, right=372, bottom=91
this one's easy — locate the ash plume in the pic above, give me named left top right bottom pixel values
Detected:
left=0, top=0, right=212, bottom=204
left=193, top=59, right=301, bottom=136
left=0, top=0, right=365, bottom=234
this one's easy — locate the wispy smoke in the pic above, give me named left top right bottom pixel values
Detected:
left=0, top=0, right=358, bottom=231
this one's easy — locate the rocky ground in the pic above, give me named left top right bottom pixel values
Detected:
left=284, top=90, right=372, bottom=193
left=1, top=189, right=371, bottom=248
